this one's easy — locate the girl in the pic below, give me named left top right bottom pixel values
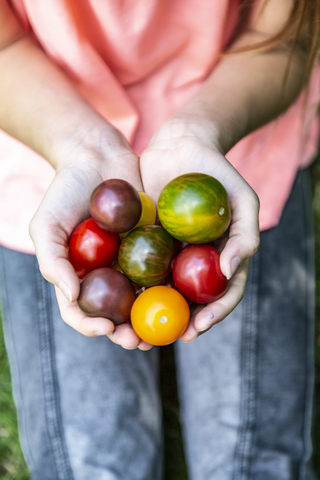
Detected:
left=0, top=0, right=319, bottom=478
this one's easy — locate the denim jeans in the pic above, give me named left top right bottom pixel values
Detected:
left=0, top=169, right=316, bottom=480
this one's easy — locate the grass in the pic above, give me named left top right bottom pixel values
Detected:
left=1, top=157, right=320, bottom=479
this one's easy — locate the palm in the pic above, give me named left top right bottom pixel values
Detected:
left=140, top=135, right=239, bottom=205
left=29, top=149, right=153, bottom=350
left=140, top=127, right=259, bottom=341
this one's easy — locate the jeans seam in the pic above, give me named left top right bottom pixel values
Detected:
left=232, top=250, right=260, bottom=480
left=0, top=247, right=35, bottom=471
left=35, top=264, right=74, bottom=480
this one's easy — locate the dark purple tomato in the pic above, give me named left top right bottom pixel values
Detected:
left=172, top=244, right=228, bottom=303
left=68, top=218, right=121, bottom=279
left=118, top=225, right=175, bottom=287
left=77, top=268, right=136, bottom=324
left=90, top=179, right=142, bottom=233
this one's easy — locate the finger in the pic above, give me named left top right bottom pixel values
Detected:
left=106, top=323, right=149, bottom=350
left=29, top=167, right=96, bottom=301
left=180, top=316, right=198, bottom=342
left=30, top=215, right=81, bottom=302
left=57, top=286, right=152, bottom=348
left=220, top=187, right=260, bottom=280
left=193, top=259, right=249, bottom=332
left=138, top=341, right=154, bottom=351
left=55, top=286, right=114, bottom=336
left=180, top=303, right=202, bottom=342
left=29, top=161, right=143, bottom=303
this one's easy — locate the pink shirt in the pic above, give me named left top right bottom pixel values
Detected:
left=1, top=0, right=319, bottom=253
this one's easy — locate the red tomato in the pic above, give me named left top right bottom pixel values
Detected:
left=68, top=218, right=121, bottom=279
left=131, top=286, right=189, bottom=346
left=172, top=244, right=228, bottom=303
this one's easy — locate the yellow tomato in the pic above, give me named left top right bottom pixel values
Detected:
left=131, top=286, right=190, bottom=346
left=122, top=191, right=156, bottom=236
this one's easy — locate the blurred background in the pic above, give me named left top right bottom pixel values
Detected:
left=1, top=155, right=320, bottom=479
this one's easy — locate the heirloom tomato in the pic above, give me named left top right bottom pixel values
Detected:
left=157, top=172, right=230, bottom=243
left=122, top=191, right=156, bottom=236
left=68, top=218, right=121, bottom=279
left=172, top=244, right=228, bottom=303
left=111, top=259, right=142, bottom=292
left=77, top=267, right=136, bottom=325
left=118, top=225, right=175, bottom=286
left=90, top=178, right=142, bottom=233
left=131, top=286, right=190, bottom=346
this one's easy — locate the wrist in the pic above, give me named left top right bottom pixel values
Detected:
left=171, top=99, right=247, bottom=155
left=47, top=116, right=134, bottom=174
left=150, top=113, right=226, bottom=154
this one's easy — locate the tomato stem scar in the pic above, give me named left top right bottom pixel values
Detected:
left=159, top=315, right=168, bottom=324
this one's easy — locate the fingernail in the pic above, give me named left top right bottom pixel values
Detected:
left=59, top=281, right=73, bottom=302
left=226, top=256, right=241, bottom=280
left=181, top=329, right=199, bottom=342
left=181, top=335, right=198, bottom=343
left=94, top=331, right=108, bottom=336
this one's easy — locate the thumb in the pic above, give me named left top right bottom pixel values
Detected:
left=219, top=190, right=260, bottom=279
left=29, top=211, right=80, bottom=302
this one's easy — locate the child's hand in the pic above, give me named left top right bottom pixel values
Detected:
left=29, top=133, right=153, bottom=351
left=140, top=116, right=260, bottom=341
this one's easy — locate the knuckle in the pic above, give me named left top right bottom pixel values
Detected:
left=62, top=315, right=91, bottom=337
left=85, top=326, right=101, bottom=337
left=250, top=233, right=260, bottom=255
left=243, top=185, right=260, bottom=213
left=58, top=309, right=70, bottom=327
left=81, top=329, right=96, bottom=338
left=78, top=317, right=97, bottom=337
left=251, top=190, right=260, bottom=211
left=239, top=281, right=247, bottom=301
left=38, top=261, right=51, bottom=281
left=242, top=235, right=260, bottom=261
left=28, top=216, right=38, bottom=241
left=59, top=311, right=68, bottom=325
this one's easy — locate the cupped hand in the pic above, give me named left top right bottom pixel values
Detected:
left=29, top=129, right=153, bottom=351
left=139, top=116, right=260, bottom=341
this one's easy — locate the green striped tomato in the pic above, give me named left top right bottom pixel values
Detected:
left=118, top=225, right=175, bottom=286
left=157, top=173, right=230, bottom=243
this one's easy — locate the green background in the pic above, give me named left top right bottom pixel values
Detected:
left=1, top=156, right=320, bottom=479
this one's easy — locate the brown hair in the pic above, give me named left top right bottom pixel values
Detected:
left=232, top=0, right=320, bottom=83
